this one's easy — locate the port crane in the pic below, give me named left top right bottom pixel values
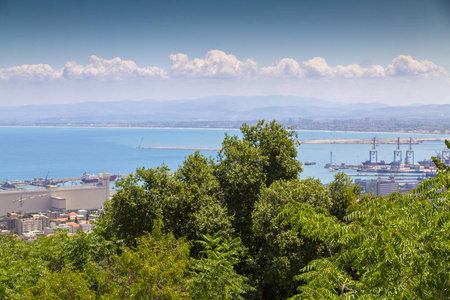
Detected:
left=369, top=137, right=378, bottom=164
left=44, top=171, right=50, bottom=185
left=138, top=137, right=144, bottom=148
left=12, top=194, right=48, bottom=216
left=393, top=137, right=402, bottom=164
left=405, top=138, right=414, bottom=165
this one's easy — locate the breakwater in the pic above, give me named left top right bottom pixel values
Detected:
left=135, top=146, right=221, bottom=150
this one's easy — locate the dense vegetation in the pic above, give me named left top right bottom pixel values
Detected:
left=1, top=121, right=449, bottom=299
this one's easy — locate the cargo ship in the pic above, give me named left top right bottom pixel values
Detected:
left=82, top=172, right=98, bottom=183
left=82, top=172, right=119, bottom=183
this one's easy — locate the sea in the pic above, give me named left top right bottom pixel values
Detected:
left=0, top=126, right=448, bottom=186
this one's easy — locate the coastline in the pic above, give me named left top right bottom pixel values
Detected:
left=0, top=124, right=447, bottom=136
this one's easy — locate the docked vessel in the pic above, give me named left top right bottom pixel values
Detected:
left=82, top=172, right=98, bottom=183
left=1, top=181, right=15, bottom=189
left=82, top=172, right=118, bottom=183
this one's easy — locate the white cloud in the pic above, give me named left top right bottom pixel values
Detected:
left=169, top=50, right=258, bottom=78
left=333, top=64, right=386, bottom=78
left=0, top=52, right=447, bottom=84
left=386, top=55, right=448, bottom=77
left=0, top=64, right=62, bottom=81
left=301, top=57, right=386, bottom=78
left=62, top=55, right=167, bottom=80
left=302, top=57, right=334, bottom=77
left=260, top=58, right=303, bottom=77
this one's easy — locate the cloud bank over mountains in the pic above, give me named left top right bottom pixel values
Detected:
left=0, top=50, right=447, bottom=82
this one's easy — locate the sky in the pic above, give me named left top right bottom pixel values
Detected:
left=1, top=0, right=450, bottom=106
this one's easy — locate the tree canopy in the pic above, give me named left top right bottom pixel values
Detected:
left=1, top=121, right=448, bottom=299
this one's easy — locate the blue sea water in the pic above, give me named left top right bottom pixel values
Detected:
left=0, top=127, right=447, bottom=185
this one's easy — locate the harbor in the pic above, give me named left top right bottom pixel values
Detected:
left=0, top=127, right=448, bottom=186
left=299, top=137, right=448, bottom=144
left=316, top=136, right=447, bottom=196
left=1, top=173, right=126, bottom=190
left=322, top=137, right=442, bottom=176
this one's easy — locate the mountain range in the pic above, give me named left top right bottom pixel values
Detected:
left=1, top=96, right=449, bottom=125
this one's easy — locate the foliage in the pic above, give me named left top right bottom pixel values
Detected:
left=97, top=223, right=191, bottom=299
left=280, top=182, right=450, bottom=299
left=98, top=153, right=233, bottom=250
left=413, top=140, right=450, bottom=201
left=96, top=165, right=176, bottom=246
left=174, top=152, right=234, bottom=254
left=217, top=120, right=302, bottom=240
left=249, top=178, right=330, bottom=299
left=32, top=230, right=114, bottom=273
left=0, top=235, right=46, bottom=298
left=4, top=122, right=449, bottom=299
left=189, top=234, right=253, bottom=300
left=28, top=268, right=95, bottom=299
left=328, top=172, right=361, bottom=221
left=240, top=121, right=302, bottom=186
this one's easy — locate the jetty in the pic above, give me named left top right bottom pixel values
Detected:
left=135, top=146, right=221, bottom=151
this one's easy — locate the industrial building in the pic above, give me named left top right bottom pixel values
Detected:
left=355, top=179, right=418, bottom=197
left=0, top=173, right=111, bottom=216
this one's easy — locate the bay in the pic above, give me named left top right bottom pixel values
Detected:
left=0, top=126, right=447, bottom=185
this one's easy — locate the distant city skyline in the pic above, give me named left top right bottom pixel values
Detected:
left=1, top=0, right=450, bottom=106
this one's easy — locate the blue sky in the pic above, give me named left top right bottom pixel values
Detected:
left=1, top=0, right=450, bottom=105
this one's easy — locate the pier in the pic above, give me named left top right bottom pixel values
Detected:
left=135, top=146, right=221, bottom=151
left=299, top=137, right=448, bottom=144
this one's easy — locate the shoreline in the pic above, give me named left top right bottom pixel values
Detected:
left=0, top=124, right=447, bottom=136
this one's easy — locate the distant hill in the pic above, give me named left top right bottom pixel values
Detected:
left=0, top=96, right=448, bottom=125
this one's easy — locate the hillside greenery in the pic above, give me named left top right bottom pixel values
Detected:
left=0, top=120, right=448, bottom=299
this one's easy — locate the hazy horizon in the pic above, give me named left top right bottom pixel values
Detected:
left=0, top=95, right=426, bottom=108
left=1, top=0, right=450, bottom=106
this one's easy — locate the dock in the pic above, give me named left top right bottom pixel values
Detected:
left=0, top=174, right=130, bottom=189
left=299, top=137, right=448, bottom=144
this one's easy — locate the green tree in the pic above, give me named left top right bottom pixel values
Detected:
left=28, top=268, right=95, bottom=299
left=97, top=153, right=233, bottom=251
left=217, top=120, right=302, bottom=241
left=0, top=230, right=116, bottom=298
left=250, top=178, right=331, bottom=299
left=280, top=180, right=450, bottom=299
left=240, top=121, right=302, bottom=186
left=174, top=151, right=234, bottom=255
left=189, top=234, right=253, bottom=300
left=96, top=165, right=182, bottom=246
left=327, top=172, right=361, bottom=221
left=0, top=235, right=47, bottom=298
left=97, top=223, right=191, bottom=299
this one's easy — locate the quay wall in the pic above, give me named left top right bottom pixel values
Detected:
left=0, top=174, right=111, bottom=216
left=299, top=137, right=448, bottom=144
